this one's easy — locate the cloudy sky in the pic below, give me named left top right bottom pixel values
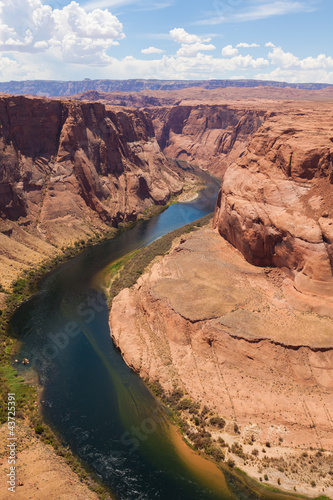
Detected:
left=0, top=0, right=332, bottom=83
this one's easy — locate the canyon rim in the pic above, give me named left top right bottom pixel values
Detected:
left=1, top=84, right=333, bottom=499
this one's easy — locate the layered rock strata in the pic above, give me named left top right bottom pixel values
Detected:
left=148, top=104, right=266, bottom=177
left=213, top=103, right=333, bottom=307
left=0, top=95, right=190, bottom=287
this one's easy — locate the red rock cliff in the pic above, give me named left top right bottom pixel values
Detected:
left=0, top=95, right=185, bottom=243
left=147, top=104, right=266, bottom=177
left=213, top=103, right=333, bottom=305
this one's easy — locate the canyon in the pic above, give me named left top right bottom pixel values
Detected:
left=107, top=89, right=333, bottom=497
left=1, top=85, right=333, bottom=498
left=0, top=95, right=195, bottom=289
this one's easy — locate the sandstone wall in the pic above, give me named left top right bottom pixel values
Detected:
left=0, top=95, right=184, bottom=244
left=213, top=104, right=333, bottom=303
left=147, top=104, right=266, bottom=177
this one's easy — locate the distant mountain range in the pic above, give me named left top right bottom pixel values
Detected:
left=0, top=79, right=332, bottom=97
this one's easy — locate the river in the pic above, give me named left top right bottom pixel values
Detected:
left=10, top=168, right=300, bottom=500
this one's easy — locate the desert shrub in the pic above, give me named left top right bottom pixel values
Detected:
left=231, top=442, right=247, bottom=460
left=177, top=398, right=200, bottom=414
left=189, top=430, right=212, bottom=450
left=150, top=380, right=165, bottom=399
left=167, top=387, right=184, bottom=406
left=205, top=445, right=225, bottom=462
left=34, top=424, right=45, bottom=435
left=209, top=416, right=225, bottom=429
left=201, top=405, right=210, bottom=417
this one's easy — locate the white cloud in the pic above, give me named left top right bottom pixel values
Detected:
left=268, top=47, right=299, bottom=68
left=267, top=47, right=333, bottom=71
left=52, top=2, right=124, bottom=63
left=0, top=0, right=124, bottom=64
left=255, top=67, right=333, bottom=84
left=265, top=42, right=276, bottom=48
left=141, top=46, right=165, bottom=54
left=268, top=47, right=333, bottom=71
left=255, top=46, right=333, bottom=83
left=236, top=43, right=260, bottom=48
left=170, top=28, right=202, bottom=45
left=0, top=0, right=54, bottom=52
left=177, top=42, right=215, bottom=58
left=99, top=52, right=269, bottom=80
left=169, top=28, right=215, bottom=58
left=222, top=45, right=238, bottom=57
left=299, top=54, right=333, bottom=70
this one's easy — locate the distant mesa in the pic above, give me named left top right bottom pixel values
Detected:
left=0, top=78, right=332, bottom=97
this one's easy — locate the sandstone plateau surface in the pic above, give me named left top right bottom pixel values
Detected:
left=0, top=95, right=196, bottom=288
left=110, top=226, right=333, bottom=498
left=74, top=86, right=333, bottom=109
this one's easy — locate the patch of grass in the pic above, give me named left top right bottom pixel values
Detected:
left=0, top=364, right=35, bottom=424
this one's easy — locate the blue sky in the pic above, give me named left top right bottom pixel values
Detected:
left=0, top=0, right=332, bottom=83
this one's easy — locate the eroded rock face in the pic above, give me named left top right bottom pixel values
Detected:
left=109, top=227, right=333, bottom=497
left=0, top=95, right=184, bottom=244
left=213, top=104, right=333, bottom=303
left=0, top=94, right=192, bottom=288
left=147, top=104, right=266, bottom=177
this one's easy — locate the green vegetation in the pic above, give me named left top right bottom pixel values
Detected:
left=209, top=416, right=226, bottom=429
left=177, top=398, right=200, bottom=414
left=0, top=364, right=35, bottom=424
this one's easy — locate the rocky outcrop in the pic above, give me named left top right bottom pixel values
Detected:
left=0, top=95, right=192, bottom=287
left=213, top=103, right=333, bottom=306
left=110, top=226, right=333, bottom=497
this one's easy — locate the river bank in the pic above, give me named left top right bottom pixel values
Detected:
left=0, top=168, right=217, bottom=500
left=109, top=222, right=333, bottom=500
